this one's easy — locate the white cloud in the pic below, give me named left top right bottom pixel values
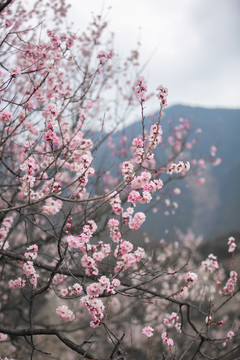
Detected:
left=68, top=0, right=240, bottom=112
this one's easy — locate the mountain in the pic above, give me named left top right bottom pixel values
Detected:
left=93, top=105, right=240, bottom=241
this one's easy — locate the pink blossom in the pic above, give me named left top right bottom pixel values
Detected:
left=202, top=253, right=219, bottom=272
left=227, top=331, right=234, bottom=339
left=24, top=244, right=38, bottom=260
left=221, top=271, right=238, bottom=296
left=10, top=66, right=21, bottom=78
left=156, top=85, right=168, bottom=100
left=52, top=274, right=67, bottom=285
left=8, top=278, right=26, bottom=289
left=128, top=212, right=146, bottom=230
left=167, top=161, right=190, bottom=175
left=86, top=100, right=93, bottom=109
left=142, top=326, right=154, bottom=337
left=185, top=142, right=192, bottom=149
left=0, top=333, right=7, bottom=341
left=153, top=179, right=164, bottom=190
left=42, top=198, right=62, bottom=215
left=132, top=137, right=144, bottom=148
left=97, top=50, right=113, bottom=65
left=87, top=282, right=102, bottom=296
left=134, top=76, right=147, bottom=102
left=228, top=236, right=236, bottom=253
left=5, top=19, right=14, bottom=27
left=140, top=190, right=152, bottom=204
left=205, top=316, right=213, bottom=325
left=43, top=129, right=60, bottom=145
left=149, top=123, right=163, bottom=145
left=131, top=176, right=144, bottom=189
left=0, top=230, right=8, bottom=249
left=164, top=312, right=180, bottom=331
left=184, top=161, right=191, bottom=171
left=20, top=156, right=39, bottom=174
left=80, top=295, right=105, bottom=326
left=212, top=157, right=221, bottom=166
left=0, top=110, right=13, bottom=124
left=83, top=220, right=97, bottom=236
left=114, top=240, right=133, bottom=258
left=210, top=146, right=217, bottom=156
left=110, top=193, right=123, bottom=214
left=128, top=190, right=141, bottom=205
left=173, top=188, right=181, bottom=195
left=114, top=248, right=145, bottom=273
left=56, top=305, right=75, bottom=321
left=198, top=159, right=206, bottom=169
left=185, top=272, right=198, bottom=286
left=134, top=247, right=145, bottom=260
left=81, top=254, right=98, bottom=275
left=66, top=235, right=79, bottom=249
left=198, top=177, right=205, bottom=185
left=23, top=261, right=36, bottom=277
left=108, top=218, right=121, bottom=243
left=161, top=332, right=174, bottom=346
left=122, top=161, right=134, bottom=180
left=30, top=273, right=39, bottom=288
left=60, top=288, right=68, bottom=297
left=43, top=102, right=58, bottom=119
left=73, top=283, right=83, bottom=294
left=167, top=338, right=174, bottom=346
left=112, top=279, right=121, bottom=287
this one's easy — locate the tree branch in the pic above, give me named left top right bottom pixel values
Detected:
left=0, top=0, right=13, bottom=13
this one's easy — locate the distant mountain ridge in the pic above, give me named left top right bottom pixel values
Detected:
left=144, top=105, right=240, bottom=239
left=94, top=105, right=240, bottom=241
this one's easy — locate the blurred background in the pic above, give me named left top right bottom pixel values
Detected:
left=65, top=1, right=240, bottom=242
left=69, top=0, right=240, bottom=113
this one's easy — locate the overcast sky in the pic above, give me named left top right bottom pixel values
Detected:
left=69, top=0, right=240, bottom=114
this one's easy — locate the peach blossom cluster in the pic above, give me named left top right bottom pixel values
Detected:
left=201, top=254, right=219, bottom=273
left=148, top=123, right=163, bottom=150
left=56, top=305, right=75, bottom=321
left=0, top=216, right=13, bottom=250
left=114, top=246, right=145, bottom=273
left=24, top=244, right=38, bottom=260
left=52, top=274, right=68, bottom=285
left=42, top=198, right=63, bottom=215
left=228, top=236, right=236, bottom=253
left=128, top=212, right=146, bottom=230
left=108, top=218, right=121, bottom=243
left=60, top=283, right=83, bottom=297
left=220, top=271, right=238, bottom=296
left=142, top=326, right=154, bottom=337
left=97, top=49, right=113, bottom=65
left=110, top=193, right=123, bottom=215
left=163, top=312, right=181, bottom=333
left=121, top=161, right=134, bottom=181
left=167, top=161, right=190, bottom=175
left=8, top=278, right=26, bottom=289
left=80, top=295, right=105, bottom=328
left=0, top=110, right=13, bottom=124
left=86, top=276, right=120, bottom=296
left=161, top=332, right=174, bottom=346
left=131, top=137, right=144, bottom=163
left=156, top=85, right=168, bottom=108
left=134, top=76, right=147, bottom=102
left=0, top=333, right=8, bottom=341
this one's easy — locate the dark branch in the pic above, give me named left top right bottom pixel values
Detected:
left=0, top=0, right=13, bottom=13
left=0, top=326, right=96, bottom=359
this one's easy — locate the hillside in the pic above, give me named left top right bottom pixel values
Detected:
left=94, top=105, right=240, bottom=241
